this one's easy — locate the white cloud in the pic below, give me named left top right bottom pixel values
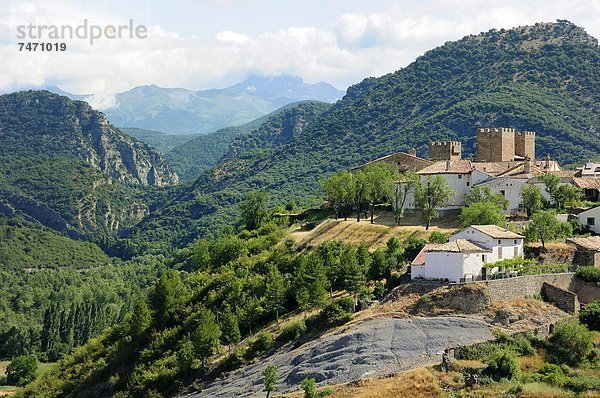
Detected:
left=0, top=0, right=598, bottom=97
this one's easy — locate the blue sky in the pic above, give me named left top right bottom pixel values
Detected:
left=1, top=0, right=598, bottom=107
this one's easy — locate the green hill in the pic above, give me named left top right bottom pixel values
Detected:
left=165, top=101, right=330, bottom=181
left=127, top=20, right=600, bottom=252
left=121, top=128, right=199, bottom=154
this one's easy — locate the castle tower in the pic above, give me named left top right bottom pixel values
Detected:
left=476, top=127, right=517, bottom=162
left=428, top=141, right=462, bottom=161
left=515, top=131, right=536, bottom=161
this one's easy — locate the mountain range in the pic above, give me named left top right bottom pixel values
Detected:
left=44, top=75, right=345, bottom=135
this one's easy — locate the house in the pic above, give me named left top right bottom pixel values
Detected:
left=410, top=225, right=524, bottom=283
left=351, top=149, right=432, bottom=173
left=567, top=236, right=600, bottom=267
left=578, top=205, right=600, bottom=234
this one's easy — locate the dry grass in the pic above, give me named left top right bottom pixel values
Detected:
left=519, top=382, right=575, bottom=398
left=519, top=352, right=546, bottom=373
left=290, top=211, right=457, bottom=250
left=328, top=368, right=444, bottom=398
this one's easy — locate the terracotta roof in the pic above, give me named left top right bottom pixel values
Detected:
left=410, top=243, right=440, bottom=265
left=470, top=225, right=524, bottom=239
left=472, top=162, right=507, bottom=176
left=418, top=160, right=474, bottom=174
left=567, top=236, right=600, bottom=251
left=573, top=177, right=600, bottom=190
left=352, top=151, right=432, bottom=172
left=496, top=162, right=545, bottom=179
left=427, top=239, right=490, bottom=253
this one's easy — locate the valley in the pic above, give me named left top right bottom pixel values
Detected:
left=0, top=19, right=599, bottom=398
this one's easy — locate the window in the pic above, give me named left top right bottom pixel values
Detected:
left=514, top=240, right=517, bottom=244
left=588, top=217, right=596, bottom=226
left=458, top=174, right=462, bottom=179
left=467, top=182, right=470, bottom=186
left=500, top=190, right=506, bottom=196
left=498, top=240, right=501, bottom=244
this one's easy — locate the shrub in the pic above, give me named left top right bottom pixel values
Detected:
left=318, top=299, right=353, bottom=328
left=428, top=231, right=448, bottom=244
left=220, top=348, right=246, bottom=372
left=249, top=331, right=273, bottom=354
left=373, top=281, right=386, bottom=299
left=5, top=355, right=37, bottom=386
left=576, top=266, right=600, bottom=283
left=485, top=350, right=519, bottom=381
left=564, top=375, right=600, bottom=393
left=532, top=364, right=566, bottom=387
left=301, top=377, right=317, bottom=398
left=580, top=301, right=600, bottom=331
left=548, top=319, right=594, bottom=366
left=278, top=321, right=307, bottom=343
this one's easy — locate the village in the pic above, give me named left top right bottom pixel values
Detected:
left=347, top=127, right=600, bottom=290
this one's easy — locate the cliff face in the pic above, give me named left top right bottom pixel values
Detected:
left=0, top=91, right=178, bottom=237
left=0, top=91, right=179, bottom=186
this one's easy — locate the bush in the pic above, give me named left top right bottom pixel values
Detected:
left=580, top=301, right=600, bottom=331
left=301, top=377, right=317, bottom=398
left=220, top=348, right=246, bottom=372
left=548, top=319, right=594, bottom=366
left=576, top=266, right=600, bottom=283
left=249, top=331, right=273, bottom=354
left=564, top=375, right=600, bottom=393
left=317, top=299, right=353, bottom=329
left=428, top=231, right=448, bottom=244
left=5, top=355, right=37, bottom=386
left=485, top=350, right=519, bottom=381
left=278, top=321, right=307, bottom=343
left=532, top=363, right=566, bottom=386
left=373, top=281, right=386, bottom=299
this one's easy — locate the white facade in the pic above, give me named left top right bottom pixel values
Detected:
left=474, top=178, right=527, bottom=213
left=579, top=206, right=600, bottom=234
left=411, top=226, right=524, bottom=283
left=451, top=227, right=524, bottom=262
left=414, top=251, right=486, bottom=282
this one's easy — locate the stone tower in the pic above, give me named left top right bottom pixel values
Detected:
left=476, top=128, right=517, bottom=162
left=515, top=131, right=536, bottom=161
left=428, top=141, right=462, bottom=161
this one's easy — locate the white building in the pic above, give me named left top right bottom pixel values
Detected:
left=578, top=205, right=600, bottom=234
left=411, top=225, right=524, bottom=283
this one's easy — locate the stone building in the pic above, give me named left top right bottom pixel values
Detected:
left=428, top=141, right=462, bottom=161
left=351, top=149, right=432, bottom=173
left=567, top=236, right=600, bottom=267
left=475, top=127, right=535, bottom=162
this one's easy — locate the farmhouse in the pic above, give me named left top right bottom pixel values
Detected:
left=411, top=225, right=524, bottom=283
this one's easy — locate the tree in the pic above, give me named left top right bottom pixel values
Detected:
left=465, top=186, right=509, bottom=210
left=548, top=319, right=594, bottom=366
left=353, top=171, right=371, bottom=222
left=301, top=377, right=317, bottom=398
left=262, top=364, right=278, bottom=398
left=540, top=174, right=582, bottom=210
left=363, top=163, right=396, bottom=223
left=321, top=172, right=355, bottom=220
left=460, top=201, right=506, bottom=227
left=149, top=270, right=183, bottom=327
left=390, top=172, right=420, bottom=225
left=240, top=191, right=269, bottom=230
left=265, top=266, right=286, bottom=323
left=192, top=308, right=221, bottom=366
left=220, top=307, right=241, bottom=353
left=525, top=210, right=572, bottom=249
left=414, top=176, right=455, bottom=229
left=386, top=236, right=404, bottom=271
left=294, top=254, right=328, bottom=313
left=129, top=299, right=152, bottom=338
left=341, top=246, right=367, bottom=312
left=6, top=355, right=37, bottom=386
left=579, top=301, right=600, bottom=331
left=520, top=184, right=543, bottom=218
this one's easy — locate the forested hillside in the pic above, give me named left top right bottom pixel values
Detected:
left=127, top=21, right=600, bottom=252
left=165, top=101, right=330, bottom=181
left=0, top=218, right=165, bottom=360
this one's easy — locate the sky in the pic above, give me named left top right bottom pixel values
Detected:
left=0, top=0, right=598, bottom=108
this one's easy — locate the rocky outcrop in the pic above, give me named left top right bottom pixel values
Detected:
left=0, top=91, right=179, bottom=186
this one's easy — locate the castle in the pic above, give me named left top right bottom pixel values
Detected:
left=427, top=127, right=536, bottom=162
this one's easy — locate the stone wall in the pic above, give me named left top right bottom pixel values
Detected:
left=480, top=273, right=576, bottom=302
left=476, top=128, right=517, bottom=162
left=428, top=141, right=462, bottom=161
left=541, top=282, right=580, bottom=313
left=572, top=278, right=600, bottom=304
left=515, top=131, right=536, bottom=160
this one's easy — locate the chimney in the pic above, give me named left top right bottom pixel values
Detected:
left=409, top=148, right=417, bottom=157
left=524, top=156, right=531, bottom=173
left=446, top=160, right=451, bottom=171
